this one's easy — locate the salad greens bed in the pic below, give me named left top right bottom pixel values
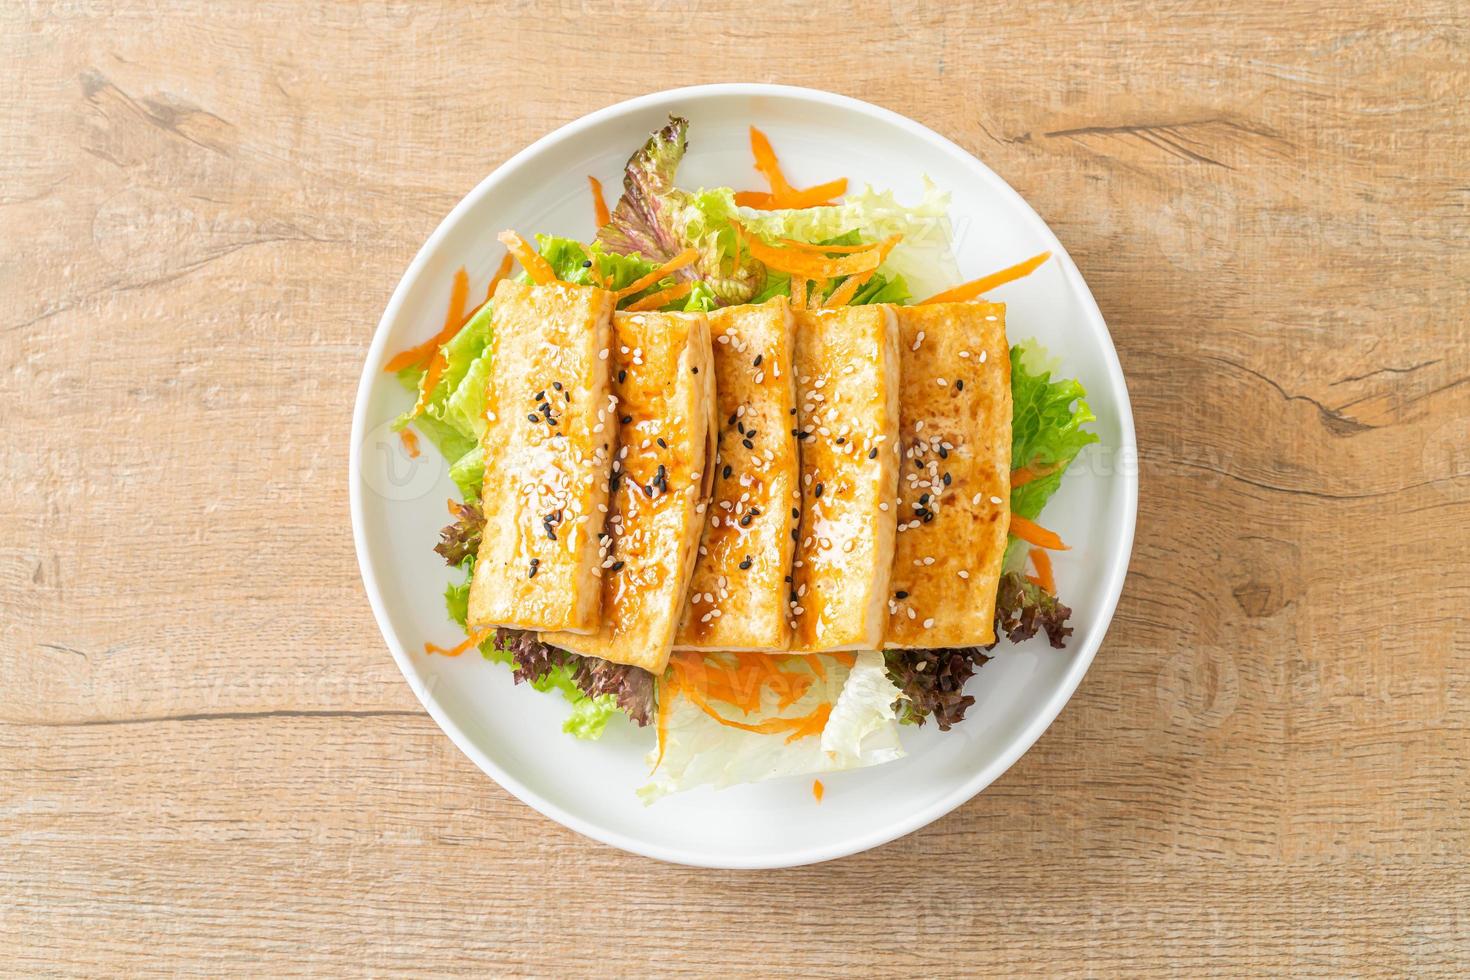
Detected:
left=394, top=116, right=1097, bottom=796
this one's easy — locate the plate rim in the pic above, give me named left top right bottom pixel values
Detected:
left=349, top=82, right=1138, bottom=869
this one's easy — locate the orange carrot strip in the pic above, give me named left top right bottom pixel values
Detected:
left=749, top=126, right=795, bottom=198
left=485, top=252, right=514, bottom=298
left=740, top=226, right=892, bottom=279
left=1011, top=461, right=1062, bottom=488
left=824, top=269, right=875, bottom=307
left=615, top=247, right=700, bottom=299
left=624, top=280, right=692, bottom=312
left=424, top=627, right=494, bottom=658
left=828, top=652, right=857, bottom=669
left=790, top=276, right=807, bottom=308
left=399, top=428, right=420, bottom=458
left=384, top=266, right=471, bottom=372
left=588, top=175, right=611, bottom=228
left=1029, top=548, right=1056, bottom=593
left=920, top=251, right=1052, bottom=305
left=812, top=779, right=824, bottom=803
left=1010, top=514, right=1069, bottom=551
left=734, top=190, right=777, bottom=208
left=774, top=177, right=847, bottom=209
left=497, top=229, right=557, bottom=285
left=808, top=278, right=826, bottom=308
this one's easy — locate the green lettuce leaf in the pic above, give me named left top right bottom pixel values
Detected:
left=1003, top=341, right=1099, bottom=568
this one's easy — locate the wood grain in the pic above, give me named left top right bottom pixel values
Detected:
left=3, top=1, right=1467, bottom=975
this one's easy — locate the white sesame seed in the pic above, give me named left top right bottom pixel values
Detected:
left=959, top=350, right=970, bottom=359
left=754, top=371, right=765, bottom=384
left=979, top=350, right=988, bottom=363
left=717, top=335, right=729, bottom=344
left=923, top=618, right=935, bottom=629
left=958, top=570, right=970, bottom=580
left=598, top=348, right=609, bottom=360
left=907, top=607, right=917, bottom=620
left=922, top=556, right=936, bottom=566
left=990, top=495, right=1003, bottom=505
left=879, top=502, right=889, bottom=511
left=936, top=378, right=948, bottom=387
left=971, top=492, right=983, bottom=506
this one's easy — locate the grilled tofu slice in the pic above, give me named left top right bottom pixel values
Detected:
left=885, top=301, right=1012, bottom=648
left=788, top=305, right=901, bottom=652
left=674, top=298, right=800, bottom=652
left=544, top=311, right=715, bottom=673
left=466, top=280, right=617, bottom=634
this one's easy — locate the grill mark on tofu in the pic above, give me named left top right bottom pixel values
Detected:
left=544, top=311, right=714, bottom=673
left=788, top=305, right=900, bottom=652
left=467, top=281, right=617, bottom=633
left=674, top=298, right=799, bottom=651
left=885, top=302, right=1011, bottom=648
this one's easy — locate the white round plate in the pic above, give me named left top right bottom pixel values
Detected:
left=350, top=84, right=1137, bottom=869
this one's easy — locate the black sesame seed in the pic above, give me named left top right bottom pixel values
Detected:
left=722, top=465, right=732, bottom=479
left=753, top=354, right=762, bottom=367
left=742, top=438, right=754, bottom=450
left=749, top=507, right=761, bottom=516
left=919, top=492, right=930, bottom=505
left=527, top=559, right=539, bottom=578
left=939, top=446, right=949, bottom=459
left=895, top=590, right=909, bottom=599
left=814, top=483, right=824, bottom=498
left=728, top=412, right=739, bottom=426
left=552, top=381, right=563, bottom=391
left=657, top=437, right=667, bottom=448
left=942, top=472, right=952, bottom=485
left=739, top=556, right=752, bottom=570
left=791, top=507, right=799, bottom=519
left=582, top=260, right=592, bottom=268
left=955, top=379, right=964, bottom=391
left=784, top=575, right=792, bottom=583
left=835, top=437, right=845, bottom=444
left=620, top=415, right=632, bottom=425
left=534, top=390, right=545, bottom=401
left=609, top=472, right=621, bottom=493
left=922, top=511, right=935, bottom=523
left=791, top=528, right=798, bottom=542
left=691, top=366, right=698, bottom=374
left=527, top=413, right=540, bottom=423
left=789, top=407, right=797, bottom=416
left=739, top=512, right=753, bottom=527
left=868, top=447, right=879, bottom=459
left=610, top=560, right=625, bottom=572
left=617, top=370, right=627, bottom=384
left=564, top=391, right=571, bottom=401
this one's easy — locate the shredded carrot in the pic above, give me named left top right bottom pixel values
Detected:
left=399, top=428, right=420, bottom=458
left=789, top=276, right=807, bottom=308
left=625, top=280, right=692, bottom=312
left=615, top=247, right=700, bottom=299
left=920, top=251, right=1052, bottom=305
left=1011, top=461, right=1063, bottom=488
left=824, top=269, right=875, bottom=308
left=828, top=652, right=857, bottom=669
left=801, top=654, right=827, bottom=682
left=739, top=226, right=896, bottom=280
left=773, top=178, right=848, bottom=209
left=652, top=678, right=675, bottom=773
left=485, top=252, right=514, bottom=299
left=588, top=175, right=611, bottom=227
left=424, top=627, right=493, bottom=658
left=1028, top=548, right=1056, bottom=593
left=1010, top=514, right=1070, bottom=550
left=740, top=126, right=848, bottom=209
left=812, top=779, right=824, bottom=803
left=749, top=126, right=795, bottom=199
left=808, top=278, right=827, bottom=308
left=384, top=266, right=472, bottom=373
left=734, top=190, right=777, bottom=208
left=497, top=229, right=557, bottom=285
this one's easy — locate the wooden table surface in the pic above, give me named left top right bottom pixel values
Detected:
left=4, top=2, right=1467, bottom=975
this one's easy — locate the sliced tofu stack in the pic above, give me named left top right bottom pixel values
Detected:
left=788, top=305, right=901, bottom=652
left=467, top=280, right=618, bottom=634
left=674, top=297, right=800, bottom=652
left=545, top=310, right=715, bottom=673
left=885, top=301, right=1012, bottom=648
